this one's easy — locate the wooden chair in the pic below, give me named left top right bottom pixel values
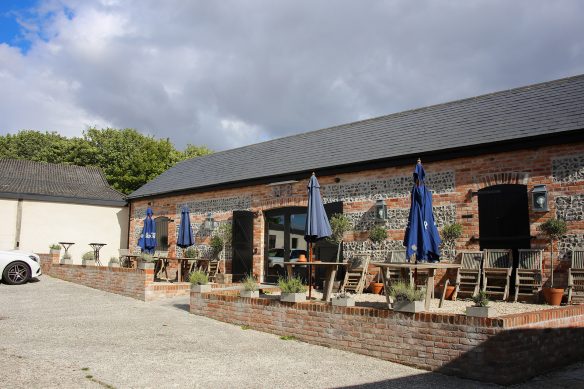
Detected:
left=206, top=259, right=222, bottom=283
left=514, top=249, right=543, bottom=302
left=482, top=249, right=512, bottom=301
left=118, top=249, right=131, bottom=268
left=383, top=250, right=408, bottom=286
left=453, top=251, right=483, bottom=300
left=341, top=254, right=370, bottom=294
left=568, top=249, right=584, bottom=303
left=154, top=250, right=169, bottom=280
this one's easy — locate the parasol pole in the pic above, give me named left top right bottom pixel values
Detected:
left=308, top=242, right=313, bottom=299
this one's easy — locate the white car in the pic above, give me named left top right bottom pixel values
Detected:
left=0, top=250, right=42, bottom=285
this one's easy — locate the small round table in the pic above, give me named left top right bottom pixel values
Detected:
left=58, top=242, right=75, bottom=257
left=89, top=243, right=107, bottom=266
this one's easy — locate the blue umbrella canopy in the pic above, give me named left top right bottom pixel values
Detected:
left=177, top=206, right=194, bottom=248
left=304, top=173, right=332, bottom=243
left=138, top=207, right=157, bottom=254
left=403, top=161, right=441, bottom=262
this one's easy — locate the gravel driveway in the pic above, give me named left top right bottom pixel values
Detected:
left=0, top=276, right=574, bottom=388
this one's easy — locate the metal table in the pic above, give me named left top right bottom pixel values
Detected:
left=89, top=243, right=107, bottom=266
left=282, top=261, right=349, bottom=302
left=373, top=262, right=461, bottom=310
left=58, top=242, right=75, bottom=257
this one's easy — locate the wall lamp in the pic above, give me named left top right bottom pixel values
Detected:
left=375, top=199, right=387, bottom=221
left=532, top=185, right=548, bottom=212
left=203, top=212, right=219, bottom=230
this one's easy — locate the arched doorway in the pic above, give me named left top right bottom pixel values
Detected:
left=477, top=184, right=531, bottom=258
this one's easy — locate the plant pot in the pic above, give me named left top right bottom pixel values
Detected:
left=240, top=290, right=259, bottom=298
left=280, top=293, right=306, bottom=303
left=297, top=254, right=307, bottom=263
left=543, top=287, right=564, bottom=306
left=393, top=300, right=424, bottom=313
left=82, top=259, right=96, bottom=267
left=331, top=297, right=355, bottom=307
left=466, top=306, right=496, bottom=318
left=50, top=249, right=60, bottom=255
left=60, top=258, right=73, bottom=265
left=191, top=284, right=212, bottom=293
left=138, top=261, right=155, bottom=270
left=444, top=285, right=455, bottom=300
left=370, top=282, right=384, bottom=295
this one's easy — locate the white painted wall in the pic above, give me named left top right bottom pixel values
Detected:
left=0, top=198, right=18, bottom=249
left=17, top=200, right=128, bottom=265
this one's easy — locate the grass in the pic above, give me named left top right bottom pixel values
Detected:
left=280, top=335, right=296, bottom=341
left=241, top=325, right=252, bottom=330
left=81, top=367, right=90, bottom=371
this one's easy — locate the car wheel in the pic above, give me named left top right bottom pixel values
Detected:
left=2, top=261, right=31, bottom=285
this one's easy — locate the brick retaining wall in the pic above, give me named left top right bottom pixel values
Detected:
left=190, top=291, right=584, bottom=385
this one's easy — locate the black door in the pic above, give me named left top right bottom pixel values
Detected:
left=155, top=216, right=169, bottom=251
left=478, top=184, right=531, bottom=259
left=232, top=211, right=254, bottom=281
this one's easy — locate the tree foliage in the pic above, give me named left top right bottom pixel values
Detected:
left=0, top=128, right=212, bottom=194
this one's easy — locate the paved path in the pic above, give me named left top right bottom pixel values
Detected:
left=0, top=277, right=580, bottom=388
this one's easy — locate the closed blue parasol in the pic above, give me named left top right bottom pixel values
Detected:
left=138, top=207, right=156, bottom=254
left=403, top=160, right=441, bottom=262
left=177, top=206, right=194, bottom=248
left=304, top=173, right=332, bottom=298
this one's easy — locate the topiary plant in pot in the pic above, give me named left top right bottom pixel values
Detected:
left=82, top=251, right=95, bottom=266
left=441, top=223, right=462, bottom=260
left=327, top=213, right=352, bottom=263
left=368, top=225, right=387, bottom=294
left=49, top=244, right=61, bottom=255
left=466, top=291, right=496, bottom=317
left=539, top=218, right=568, bottom=305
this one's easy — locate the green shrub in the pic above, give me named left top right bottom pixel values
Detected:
left=472, top=291, right=490, bottom=307
left=368, top=225, right=387, bottom=243
left=189, top=270, right=208, bottom=285
left=441, top=223, right=463, bottom=243
left=327, top=214, right=352, bottom=245
left=389, top=281, right=425, bottom=302
left=538, top=218, right=568, bottom=240
left=278, top=276, right=307, bottom=294
left=140, top=253, right=155, bottom=262
left=210, top=235, right=224, bottom=256
left=109, top=256, right=119, bottom=263
left=82, top=251, right=95, bottom=261
left=242, top=274, right=259, bottom=291
left=49, top=244, right=61, bottom=250
left=184, top=246, right=198, bottom=258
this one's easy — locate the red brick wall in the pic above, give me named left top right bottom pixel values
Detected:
left=130, top=141, right=584, bottom=284
left=190, top=291, right=584, bottom=385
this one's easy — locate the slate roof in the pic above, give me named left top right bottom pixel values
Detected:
left=0, top=159, right=126, bottom=206
left=129, top=74, right=584, bottom=199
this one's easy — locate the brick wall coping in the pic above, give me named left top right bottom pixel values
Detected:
left=55, top=263, right=142, bottom=273
left=194, top=290, right=584, bottom=329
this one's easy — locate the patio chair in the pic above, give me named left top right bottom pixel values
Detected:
left=568, top=249, right=584, bottom=303
left=482, top=249, right=512, bottom=301
left=340, top=254, right=370, bottom=294
left=453, top=251, right=483, bottom=300
left=206, top=259, right=222, bottom=283
left=118, top=249, right=132, bottom=268
left=382, top=250, right=409, bottom=286
left=514, top=249, right=543, bottom=302
left=154, top=250, right=169, bottom=280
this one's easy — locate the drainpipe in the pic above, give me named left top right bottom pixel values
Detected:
left=14, top=198, right=23, bottom=249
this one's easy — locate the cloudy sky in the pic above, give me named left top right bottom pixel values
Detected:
left=1, top=0, right=583, bottom=151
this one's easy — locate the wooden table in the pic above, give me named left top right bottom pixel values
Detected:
left=283, top=261, right=349, bottom=302
left=373, top=262, right=461, bottom=311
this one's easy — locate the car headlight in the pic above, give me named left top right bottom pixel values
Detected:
left=29, top=255, right=39, bottom=263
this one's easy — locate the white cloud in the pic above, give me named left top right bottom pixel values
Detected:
left=1, top=0, right=584, bottom=150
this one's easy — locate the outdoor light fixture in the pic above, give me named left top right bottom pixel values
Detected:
left=203, top=212, right=219, bottom=230
left=375, top=199, right=387, bottom=221
left=532, top=185, right=548, bottom=212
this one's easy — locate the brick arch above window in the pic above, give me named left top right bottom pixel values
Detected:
left=472, top=172, right=530, bottom=190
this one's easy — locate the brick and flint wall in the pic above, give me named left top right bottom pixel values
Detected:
left=129, top=141, right=584, bottom=284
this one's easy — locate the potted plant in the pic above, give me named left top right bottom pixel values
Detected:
left=278, top=276, right=307, bottom=303
left=82, top=251, right=96, bottom=266
left=240, top=274, right=260, bottom=298
left=539, top=218, right=568, bottom=306
left=138, top=253, right=156, bottom=270
left=327, top=213, right=352, bottom=263
left=49, top=244, right=61, bottom=255
left=441, top=223, right=462, bottom=260
left=108, top=256, right=120, bottom=268
left=466, top=291, right=496, bottom=317
left=368, top=225, right=387, bottom=294
left=331, top=291, right=355, bottom=307
left=184, top=246, right=198, bottom=259
left=61, top=252, right=72, bottom=265
left=189, top=270, right=211, bottom=292
left=389, top=281, right=425, bottom=313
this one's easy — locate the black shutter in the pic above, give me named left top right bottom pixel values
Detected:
left=315, top=202, right=343, bottom=262
left=232, top=211, right=254, bottom=280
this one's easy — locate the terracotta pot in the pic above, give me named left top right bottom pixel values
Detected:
left=297, top=254, right=307, bottom=262
left=444, top=285, right=455, bottom=300
left=543, top=287, right=563, bottom=306
left=370, top=282, right=384, bottom=295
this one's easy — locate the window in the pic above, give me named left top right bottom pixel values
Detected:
left=155, top=216, right=169, bottom=251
